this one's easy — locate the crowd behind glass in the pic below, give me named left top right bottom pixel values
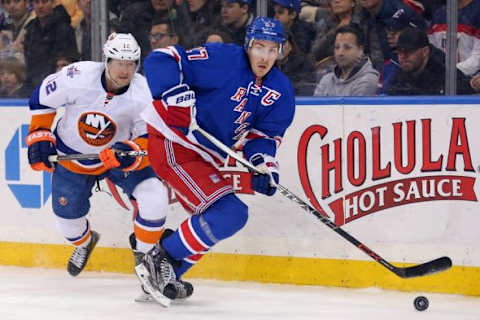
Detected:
left=0, top=0, right=479, bottom=98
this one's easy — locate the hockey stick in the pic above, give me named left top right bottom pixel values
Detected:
left=191, top=122, right=452, bottom=278
left=48, top=150, right=148, bottom=162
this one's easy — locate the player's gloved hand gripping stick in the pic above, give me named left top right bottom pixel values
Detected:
left=249, top=154, right=279, bottom=196
left=189, top=117, right=452, bottom=279
left=98, top=141, right=145, bottom=171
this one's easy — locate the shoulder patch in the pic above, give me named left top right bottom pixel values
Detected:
left=66, top=65, right=81, bottom=79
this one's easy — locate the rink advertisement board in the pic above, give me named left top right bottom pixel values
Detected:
left=1, top=97, right=480, bottom=296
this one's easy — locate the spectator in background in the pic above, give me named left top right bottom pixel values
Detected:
left=403, top=0, right=426, bottom=15
left=300, top=0, right=329, bottom=24
left=357, top=0, right=426, bottom=71
left=220, top=0, right=253, bottom=46
left=0, top=0, right=34, bottom=62
left=150, top=17, right=179, bottom=50
left=75, top=0, right=90, bottom=60
left=271, top=0, right=316, bottom=54
left=386, top=28, right=474, bottom=95
left=471, top=74, right=480, bottom=92
left=0, top=4, right=7, bottom=30
left=0, top=56, right=29, bottom=97
left=428, top=0, right=480, bottom=77
left=108, top=0, right=144, bottom=18
left=311, top=0, right=362, bottom=62
left=314, top=24, right=379, bottom=96
left=119, top=0, right=193, bottom=59
left=277, top=31, right=317, bottom=95
left=186, top=0, right=221, bottom=46
left=418, top=0, right=444, bottom=22
left=380, top=7, right=422, bottom=94
left=24, top=0, right=78, bottom=91
left=55, top=0, right=83, bottom=28
left=108, top=17, right=121, bottom=33
left=55, top=51, right=79, bottom=71
left=199, top=26, right=232, bottom=44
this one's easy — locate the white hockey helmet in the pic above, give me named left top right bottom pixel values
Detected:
left=103, top=33, right=141, bottom=88
left=103, top=32, right=141, bottom=62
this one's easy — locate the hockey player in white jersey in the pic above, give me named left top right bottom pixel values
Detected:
left=25, top=33, right=190, bottom=304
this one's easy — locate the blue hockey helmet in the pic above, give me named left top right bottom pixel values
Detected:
left=244, top=17, right=286, bottom=53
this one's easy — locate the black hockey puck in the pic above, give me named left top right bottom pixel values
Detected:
left=414, top=296, right=429, bottom=311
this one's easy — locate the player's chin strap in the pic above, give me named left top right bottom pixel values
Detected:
left=48, top=150, right=147, bottom=162
left=189, top=118, right=452, bottom=279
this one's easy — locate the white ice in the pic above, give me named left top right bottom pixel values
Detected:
left=0, top=266, right=478, bottom=320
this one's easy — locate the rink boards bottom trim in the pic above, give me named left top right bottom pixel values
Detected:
left=1, top=241, right=478, bottom=296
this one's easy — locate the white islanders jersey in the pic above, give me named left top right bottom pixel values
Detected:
left=30, top=61, right=153, bottom=174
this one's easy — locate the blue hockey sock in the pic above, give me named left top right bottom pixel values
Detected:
left=162, top=193, right=248, bottom=262
left=174, top=260, right=194, bottom=279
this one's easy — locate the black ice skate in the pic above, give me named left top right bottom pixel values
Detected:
left=131, top=231, right=194, bottom=304
left=136, top=276, right=194, bottom=302
left=158, top=229, right=194, bottom=300
left=163, top=279, right=194, bottom=300
left=134, top=241, right=177, bottom=307
left=129, top=233, right=152, bottom=303
left=67, top=230, right=100, bottom=277
left=129, top=232, right=144, bottom=267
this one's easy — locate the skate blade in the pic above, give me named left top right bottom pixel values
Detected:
left=134, top=292, right=155, bottom=303
left=134, top=264, right=171, bottom=307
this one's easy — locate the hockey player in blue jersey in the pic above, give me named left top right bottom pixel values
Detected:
left=138, top=16, right=295, bottom=303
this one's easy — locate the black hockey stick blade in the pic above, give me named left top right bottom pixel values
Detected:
left=393, top=256, right=452, bottom=278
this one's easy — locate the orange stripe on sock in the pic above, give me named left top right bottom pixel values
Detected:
left=134, top=225, right=164, bottom=245
left=72, top=230, right=91, bottom=246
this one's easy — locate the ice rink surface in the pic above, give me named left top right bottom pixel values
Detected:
left=0, top=266, right=478, bottom=320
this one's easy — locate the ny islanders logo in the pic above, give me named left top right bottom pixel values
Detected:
left=78, top=112, right=117, bottom=146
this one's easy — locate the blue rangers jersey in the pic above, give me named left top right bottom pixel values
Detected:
left=141, top=43, right=296, bottom=165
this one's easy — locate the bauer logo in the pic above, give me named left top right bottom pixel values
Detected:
left=297, top=118, right=478, bottom=226
left=5, top=124, right=52, bottom=208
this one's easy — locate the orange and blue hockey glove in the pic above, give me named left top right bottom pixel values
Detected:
left=25, top=129, right=57, bottom=173
left=99, top=140, right=143, bottom=171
